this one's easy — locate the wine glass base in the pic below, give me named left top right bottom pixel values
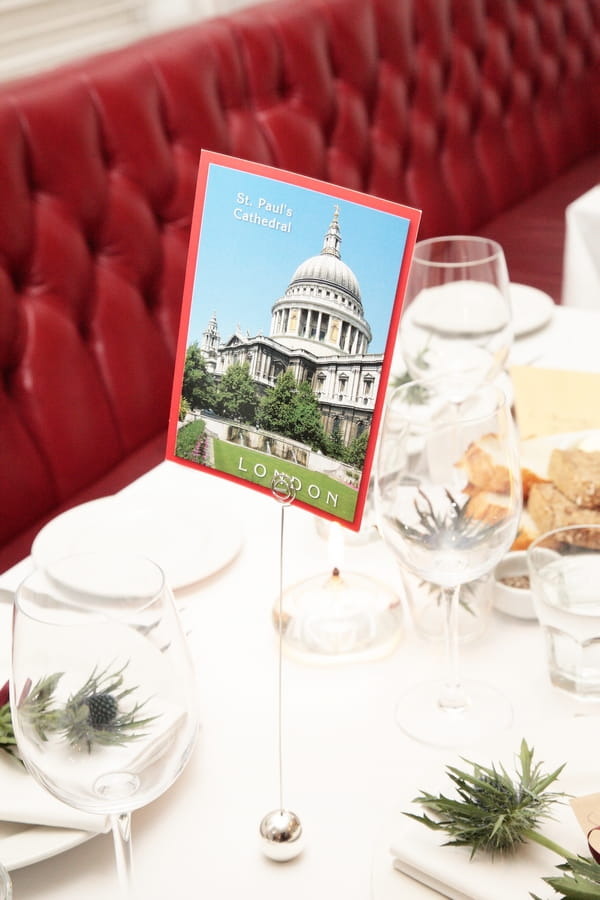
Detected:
left=395, top=679, right=513, bottom=748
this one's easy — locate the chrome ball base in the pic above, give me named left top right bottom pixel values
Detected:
left=259, top=809, right=304, bottom=862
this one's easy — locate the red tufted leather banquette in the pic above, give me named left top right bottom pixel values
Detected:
left=1, top=0, right=599, bottom=571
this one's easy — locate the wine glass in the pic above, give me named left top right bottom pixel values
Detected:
left=10, top=552, right=199, bottom=898
left=374, top=376, right=522, bottom=746
left=398, top=235, right=513, bottom=398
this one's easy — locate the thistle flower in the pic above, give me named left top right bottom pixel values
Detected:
left=390, top=369, right=431, bottom=404
left=20, top=673, right=65, bottom=741
left=534, top=856, right=600, bottom=898
left=0, top=680, right=17, bottom=758
left=407, top=740, right=568, bottom=858
left=59, top=662, right=156, bottom=753
left=15, top=663, right=157, bottom=754
left=395, top=488, right=498, bottom=550
left=407, top=740, right=600, bottom=899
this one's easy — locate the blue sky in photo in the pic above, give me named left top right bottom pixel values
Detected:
left=186, top=163, right=412, bottom=354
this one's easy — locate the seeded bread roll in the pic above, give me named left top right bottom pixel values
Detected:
left=547, top=448, right=600, bottom=508
left=528, top=482, right=600, bottom=549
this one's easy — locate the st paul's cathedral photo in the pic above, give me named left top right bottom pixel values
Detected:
left=198, top=207, right=383, bottom=447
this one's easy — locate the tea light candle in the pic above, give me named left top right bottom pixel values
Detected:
left=278, top=542, right=402, bottom=663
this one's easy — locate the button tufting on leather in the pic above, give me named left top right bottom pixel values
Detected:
left=0, top=0, right=599, bottom=570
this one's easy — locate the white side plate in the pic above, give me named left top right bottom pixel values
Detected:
left=32, top=494, right=243, bottom=591
left=510, top=283, right=555, bottom=337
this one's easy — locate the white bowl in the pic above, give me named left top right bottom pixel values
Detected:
left=493, top=551, right=536, bottom=620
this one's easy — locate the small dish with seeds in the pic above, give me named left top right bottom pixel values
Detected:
left=494, top=551, right=536, bottom=620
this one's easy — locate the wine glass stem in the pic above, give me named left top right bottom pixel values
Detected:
left=111, top=812, right=135, bottom=899
left=438, top=585, right=469, bottom=712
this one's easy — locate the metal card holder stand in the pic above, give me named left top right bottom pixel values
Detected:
left=259, top=474, right=304, bottom=861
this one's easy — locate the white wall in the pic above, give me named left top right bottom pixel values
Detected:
left=0, top=0, right=257, bottom=82
left=146, top=0, right=256, bottom=29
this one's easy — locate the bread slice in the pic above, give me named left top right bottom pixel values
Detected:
left=464, top=490, right=540, bottom=549
left=510, top=509, right=539, bottom=551
left=547, top=448, right=600, bottom=509
left=457, top=436, right=510, bottom=493
left=465, top=490, right=512, bottom=525
left=457, top=434, right=549, bottom=501
left=521, top=467, right=550, bottom=501
left=528, top=482, right=600, bottom=549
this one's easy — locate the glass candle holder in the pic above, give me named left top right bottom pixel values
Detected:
left=276, top=567, right=402, bottom=663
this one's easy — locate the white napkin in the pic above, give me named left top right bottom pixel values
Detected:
left=0, top=705, right=186, bottom=835
left=0, top=576, right=106, bottom=832
left=0, top=751, right=109, bottom=833
left=387, top=717, right=597, bottom=900
left=1, top=588, right=104, bottom=831
left=390, top=812, right=571, bottom=900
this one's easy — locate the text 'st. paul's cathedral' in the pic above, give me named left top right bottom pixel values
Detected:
left=200, top=208, right=383, bottom=445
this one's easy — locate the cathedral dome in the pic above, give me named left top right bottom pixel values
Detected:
left=270, top=206, right=371, bottom=357
left=288, top=253, right=361, bottom=304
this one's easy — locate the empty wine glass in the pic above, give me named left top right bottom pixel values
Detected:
left=374, top=376, right=522, bottom=746
left=398, top=235, right=513, bottom=398
left=10, top=552, right=199, bottom=898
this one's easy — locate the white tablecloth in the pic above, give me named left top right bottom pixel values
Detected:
left=562, top=184, right=600, bottom=308
left=3, top=305, right=600, bottom=900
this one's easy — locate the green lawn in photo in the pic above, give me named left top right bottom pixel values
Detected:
left=212, top=438, right=359, bottom=522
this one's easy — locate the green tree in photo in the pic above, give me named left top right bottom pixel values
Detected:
left=257, top=370, right=327, bottom=452
left=182, top=343, right=216, bottom=412
left=256, top=369, right=297, bottom=435
left=290, top=380, right=327, bottom=451
left=345, top=427, right=369, bottom=469
left=326, top=425, right=346, bottom=462
left=179, top=397, right=190, bottom=422
left=214, top=362, right=258, bottom=423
